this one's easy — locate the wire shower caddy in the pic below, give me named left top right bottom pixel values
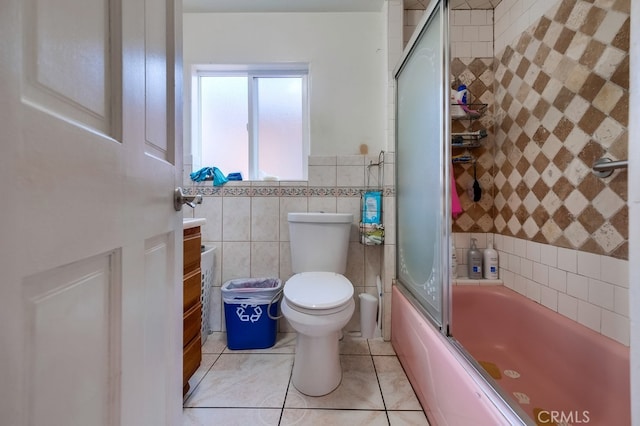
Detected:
left=359, top=151, right=385, bottom=245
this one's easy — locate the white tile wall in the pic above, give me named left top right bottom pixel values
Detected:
left=402, top=5, right=494, bottom=58
left=189, top=154, right=395, bottom=338
left=578, top=299, right=601, bottom=332
left=403, top=9, right=426, bottom=45
left=557, top=292, right=578, bottom=320
left=222, top=197, right=251, bottom=241
left=540, top=285, right=558, bottom=311
left=567, top=272, right=588, bottom=301
left=250, top=242, right=280, bottom=278
left=451, top=9, right=494, bottom=58
left=337, top=165, right=365, bottom=187
left=388, top=0, right=404, bottom=67
left=197, top=197, right=223, bottom=242
left=221, top=241, right=251, bottom=283
left=457, top=231, right=631, bottom=345
left=309, top=164, right=337, bottom=187
left=251, top=197, right=279, bottom=241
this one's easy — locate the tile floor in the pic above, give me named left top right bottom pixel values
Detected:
left=183, top=332, right=430, bottom=426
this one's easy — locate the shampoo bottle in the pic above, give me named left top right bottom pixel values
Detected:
left=483, top=242, right=499, bottom=279
left=467, top=238, right=482, bottom=279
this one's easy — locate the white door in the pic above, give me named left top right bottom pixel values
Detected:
left=0, top=1, right=183, bottom=425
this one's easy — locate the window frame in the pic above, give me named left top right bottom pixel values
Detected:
left=192, top=64, right=310, bottom=181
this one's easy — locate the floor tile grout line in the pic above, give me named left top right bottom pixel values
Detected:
left=183, top=406, right=283, bottom=410
left=392, top=353, right=432, bottom=425
left=366, top=341, right=387, bottom=424
left=184, top=406, right=423, bottom=412
left=186, top=334, right=424, bottom=423
left=283, top=407, right=389, bottom=412
left=278, top=352, right=296, bottom=426
left=183, top=351, right=223, bottom=405
left=368, top=340, right=392, bottom=425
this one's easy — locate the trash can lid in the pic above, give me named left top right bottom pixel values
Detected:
left=284, top=272, right=353, bottom=310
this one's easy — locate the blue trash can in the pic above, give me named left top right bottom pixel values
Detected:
left=221, top=277, right=282, bottom=350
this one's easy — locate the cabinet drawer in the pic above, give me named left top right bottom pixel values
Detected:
left=183, top=302, right=201, bottom=346
left=183, top=268, right=201, bottom=312
left=183, top=227, right=201, bottom=274
left=183, top=334, right=202, bottom=389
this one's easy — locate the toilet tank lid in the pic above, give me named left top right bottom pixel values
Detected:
left=288, top=212, right=353, bottom=223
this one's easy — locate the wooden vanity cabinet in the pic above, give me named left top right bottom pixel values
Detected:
left=183, top=226, right=202, bottom=395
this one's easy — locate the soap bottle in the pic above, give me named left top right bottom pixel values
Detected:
left=451, top=237, right=458, bottom=279
left=467, top=238, right=482, bottom=279
left=457, top=84, right=468, bottom=105
left=483, top=242, right=499, bottom=279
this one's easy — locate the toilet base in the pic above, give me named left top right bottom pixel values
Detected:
left=292, top=332, right=342, bottom=396
left=281, top=296, right=354, bottom=396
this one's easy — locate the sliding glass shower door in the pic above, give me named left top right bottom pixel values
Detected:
left=395, top=0, right=450, bottom=329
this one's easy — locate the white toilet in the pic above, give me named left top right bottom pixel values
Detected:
left=281, top=212, right=355, bottom=396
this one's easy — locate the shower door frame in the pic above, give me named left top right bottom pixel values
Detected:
left=393, top=0, right=452, bottom=334
left=393, top=2, right=534, bottom=424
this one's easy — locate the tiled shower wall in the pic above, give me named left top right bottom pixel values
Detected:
left=436, top=8, right=499, bottom=233
left=451, top=57, right=496, bottom=233
left=184, top=155, right=395, bottom=339
left=403, top=0, right=630, bottom=344
left=493, top=0, right=629, bottom=259
left=453, top=0, right=630, bottom=342
left=450, top=0, right=630, bottom=259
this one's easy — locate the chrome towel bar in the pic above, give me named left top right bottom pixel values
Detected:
left=592, top=158, right=628, bottom=178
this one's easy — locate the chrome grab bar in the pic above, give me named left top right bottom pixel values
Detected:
left=592, top=158, right=628, bottom=178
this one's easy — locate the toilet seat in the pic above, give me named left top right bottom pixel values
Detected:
left=284, top=272, right=353, bottom=314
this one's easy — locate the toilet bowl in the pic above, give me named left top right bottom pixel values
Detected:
left=282, top=212, right=355, bottom=396
left=281, top=271, right=354, bottom=396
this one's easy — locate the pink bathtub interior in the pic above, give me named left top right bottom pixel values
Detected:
left=392, top=285, right=630, bottom=425
left=452, top=285, right=630, bottom=425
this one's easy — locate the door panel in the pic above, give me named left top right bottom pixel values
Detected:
left=23, top=0, right=111, bottom=132
left=142, top=235, right=172, bottom=425
left=145, top=0, right=168, bottom=160
left=0, top=1, right=182, bottom=425
left=23, top=252, right=118, bottom=426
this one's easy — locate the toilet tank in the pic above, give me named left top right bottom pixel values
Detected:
left=288, top=212, right=353, bottom=274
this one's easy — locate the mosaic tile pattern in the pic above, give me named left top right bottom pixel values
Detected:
left=492, top=0, right=629, bottom=259
left=451, top=57, right=496, bottom=233
left=185, top=184, right=395, bottom=198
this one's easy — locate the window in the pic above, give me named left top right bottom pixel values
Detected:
left=193, top=65, right=309, bottom=181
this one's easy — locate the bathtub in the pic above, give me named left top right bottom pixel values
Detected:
left=452, top=285, right=630, bottom=425
left=392, top=284, right=631, bottom=425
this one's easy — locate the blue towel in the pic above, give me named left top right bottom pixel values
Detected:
left=212, top=168, right=229, bottom=186
left=227, top=172, right=243, bottom=181
left=190, top=167, right=229, bottom=186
